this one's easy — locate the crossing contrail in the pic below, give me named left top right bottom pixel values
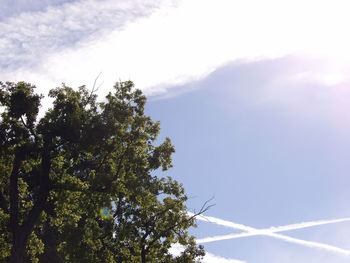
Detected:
left=196, top=216, right=350, bottom=242
left=191, top=213, right=350, bottom=256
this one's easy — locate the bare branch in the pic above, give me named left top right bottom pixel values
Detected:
left=191, top=196, right=216, bottom=218
left=144, top=197, right=215, bottom=253
left=92, top=72, right=102, bottom=94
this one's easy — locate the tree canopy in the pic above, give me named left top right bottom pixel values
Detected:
left=0, top=81, right=205, bottom=263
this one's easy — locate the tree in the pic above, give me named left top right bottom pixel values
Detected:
left=0, top=81, right=206, bottom=263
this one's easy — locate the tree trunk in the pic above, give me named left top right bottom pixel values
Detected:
left=141, top=248, right=147, bottom=263
left=9, top=153, right=25, bottom=263
left=8, top=144, right=52, bottom=263
left=8, top=235, right=27, bottom=263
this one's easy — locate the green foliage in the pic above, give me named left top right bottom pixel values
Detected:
left=0, top=81, right=204, bottom=262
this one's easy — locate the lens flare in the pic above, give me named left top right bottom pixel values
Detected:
left=100, top=207, right=112, bottom=220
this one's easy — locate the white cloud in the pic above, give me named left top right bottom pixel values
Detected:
left=2, top=0, right=350, bottom=97
left=170, top=244, right=246, bottom=263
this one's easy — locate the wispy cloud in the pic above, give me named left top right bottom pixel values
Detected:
left=193, top=214, right=350, bottom=256
left=0, top=0, right=74, bottom=21
left=0, top=0, right=168, bottom=69
left=2, top=0, right=350, bottom=97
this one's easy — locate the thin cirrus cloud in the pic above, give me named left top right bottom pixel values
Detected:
left=193, top=213, right=350, bottom=257
left=1, top=0, right=350, bottom=98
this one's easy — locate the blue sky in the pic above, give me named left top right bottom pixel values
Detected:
left=2, top=1, right=350, bottom=262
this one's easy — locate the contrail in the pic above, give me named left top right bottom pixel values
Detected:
left=268, top=217, right=350, bottom=233
left=196, top=216, right=350, bottom=242
left=191, top=213, right=350, bottom=256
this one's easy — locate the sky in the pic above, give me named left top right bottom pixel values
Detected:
left=2, top=0, right=350, bottom=262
